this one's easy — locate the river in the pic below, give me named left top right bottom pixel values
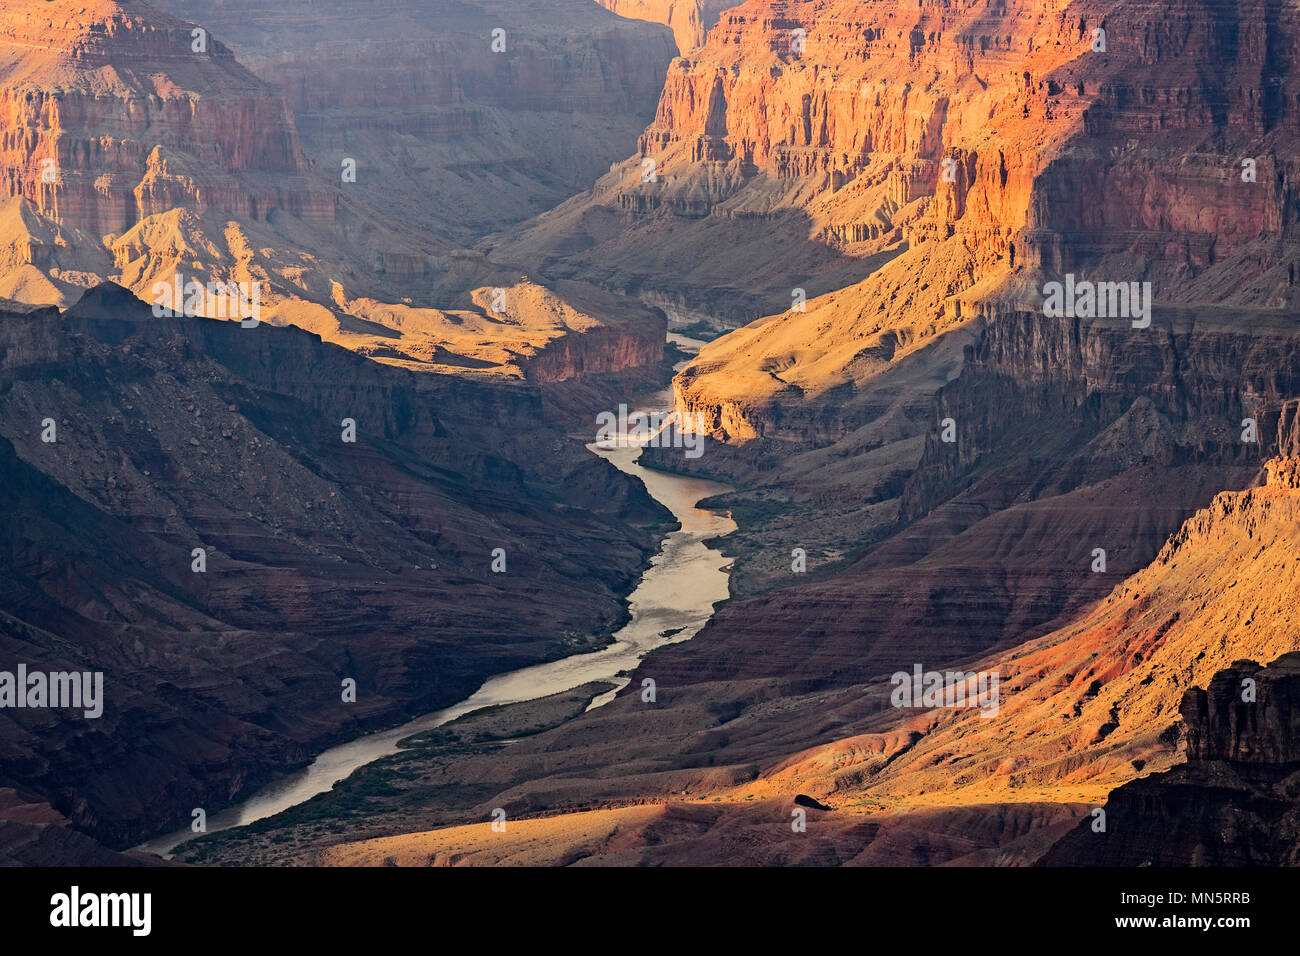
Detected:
left=136, top=333, right=734, bottom=858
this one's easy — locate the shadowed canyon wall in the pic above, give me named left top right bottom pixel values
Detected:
left=157, top=0, right=677, bottom=243
left=0, top=285, right=670, bottom=846
left=1043, top=651, right=1300, bottom=866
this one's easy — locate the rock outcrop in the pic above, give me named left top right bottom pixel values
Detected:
left=761, top=446, right=1300, bottom=814
left=6, top=0, right=1300, bottom=870
left=0, top=789, right=159, bottom=865
left=1042, top=653, right=1300, bottom=866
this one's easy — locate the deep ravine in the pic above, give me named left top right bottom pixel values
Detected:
left=136, top=334, right=735, bottom=858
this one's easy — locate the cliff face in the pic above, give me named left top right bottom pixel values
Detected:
left=902, top=302, right=1300, bottom=520
left=637, top=445, right=1300, bottom=865
left=1038, top=439, right=1300, bottom=867
left=0, top=285, right=669, bottom=847
left=757, top=447, right=1300, bottom=814
left=4, top=0, right=675, bottom=248
left=499, top=0, right=1093, bottom=326
left=0, top=0, right=331, bottom=237
left=498, top=0, right=1300, bottom=451
left=1042, top=653, right=1300, bottom=866
left=0, top=789, right=158, bottom=866
left=157, top=0, right=676, bottom=244
left=1021, top=0, right=1300, bottom=297
left=621, top=0, right=1300, bottom=631
left=1184, top=658, right=1300, bottom=765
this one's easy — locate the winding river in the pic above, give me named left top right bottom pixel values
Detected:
left=137, top=333, right=734, bottom=858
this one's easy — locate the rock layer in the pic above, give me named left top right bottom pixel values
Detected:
left=158, top=0, right=676, bottom=243
left=1043, top=652, right=1300, bottom=866
left=0, top=0, right=330, bottom=237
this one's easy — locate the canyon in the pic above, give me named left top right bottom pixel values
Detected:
left=490, top=0, right=1300, bottom=603
left=200, top=0, right=1300, bottom=866
left=0, top=282, right=672, bottom=848
left=173, top=318, right=1300, bottom=866
left=0, top=0, right=674, bottom=387
left=0, top=0, right=689, bottom=859
left=155, top=0, right=677, bottom=243
left=1, top=0, right=1299, bottom=869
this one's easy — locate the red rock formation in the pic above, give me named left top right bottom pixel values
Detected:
left=607, top=0, right=1300, bottom=680
left=497, top=0, right=1097, bottom=326
left=0, top=0, right=332, bottom=236
left=759, top=445, right=1300, bottom=812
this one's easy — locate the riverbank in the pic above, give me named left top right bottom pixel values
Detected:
left=140, top=334, right=736, bottom=863
left=173, top=681, right=621, bottom=865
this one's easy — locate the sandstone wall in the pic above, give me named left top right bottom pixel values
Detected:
left=0, top=0, right=332, bottom=236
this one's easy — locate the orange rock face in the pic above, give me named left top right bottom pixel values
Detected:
left=500, top=0, right=1097, bottom=322
left=501, top=0, right=1300, bottom=447
left=0, top=0, right=331, bottom=237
